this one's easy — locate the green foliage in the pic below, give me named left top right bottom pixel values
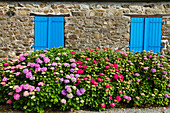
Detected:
left=0, top=47, right=169, bottom=112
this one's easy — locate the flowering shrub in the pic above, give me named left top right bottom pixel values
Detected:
left=0, top=47, right=169, bottom=113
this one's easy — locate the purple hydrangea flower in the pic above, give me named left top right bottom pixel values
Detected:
left=61, top=89, right=67, bottom=95
left=69, top=58, right=75, bottom=63
left=148, top=55, right=152, bottom=58
left=67, top=93, right=73, bottom=99
left=29, top=86, right=35, bottom=92
left=65, top=85, right=70, bottom=89
left=36, top=58, right=41, bottom=63
left=127, top=96, right=132, bottom=101
left=70, top=68, right=74, bottom=72
left=26, top=72, right=32, bottom=78
left=16, top=72, right=21, bottom=76
left=23, top=69, right=29, bottom=74
left=30, top=63, right=36, bottom=68
left=75, top=74, right=80, bottom=78
left=134, top=73, right=140, bottom=77
left=164, top=94, right=169, bottom=97
left=162, top=71, right=167, bottom=75
left=63, top=63, right=70, bottom=67
left=43, top=50, right=48, bottom=53
left=39, top=54, right=45, bottom=58
left=143, top=67, right=149, bottom=70
left=80, top=88, right=86, bottom=93
left=19, top=56, right=25, bottom=61
left=52, top=62, right=57, bottom=66
left=167, top=84, right=170, bottom=88
left=64, top=80, right=70, bottom=83
left=71, top=78, right=77, bottom=82
left=63, top=53, right=67, bottom=56
left=41, top=67, right=47, bottom=72
left=123, top=95, right=128, bottom=99
left=160, top=55, right=164, bottom=57
left=44, top=57, right=50, bottom=63
left=127, top=60, right=131, bottom=63
left=61, top=99, right=66, bottom=103
left=70, top=74, right=74, bottom=78
left=71, top=63, right=77, bottom=68
left=35, top=64, right=40, bottom=68
left=59, top=78, right=64, bottom=82
left=151, top=69, right=156, bottom=73
left=66, top=75, right=71, bottom=79
left=136, top=79, right=140, bottom=82
left=76, top=89, right=82, bottom=96
left=55, top=57, right=60, bottom=61
left=2, top=77, right=7, bottom=82
left=36, top=87, right=41, bottom=91
left=162, top=75, right=166, bottom=77
left=148, top=77, right=150, bottom=80
left=66, top=88, right=72, bottom=93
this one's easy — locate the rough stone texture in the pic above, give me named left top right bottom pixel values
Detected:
left=0, top=2, right=170, bottom=60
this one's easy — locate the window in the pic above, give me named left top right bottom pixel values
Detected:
left=129, top=17, right=164, bottom=53
left=33, top=16, right=65, bottom=51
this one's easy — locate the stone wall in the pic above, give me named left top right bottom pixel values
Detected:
left=0, top=1, right=170, bottom=60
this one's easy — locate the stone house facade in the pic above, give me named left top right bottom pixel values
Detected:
left=0, top=0, right=170, bottom=60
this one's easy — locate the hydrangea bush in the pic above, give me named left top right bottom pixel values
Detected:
left=0, top=47, right=169, bottom=113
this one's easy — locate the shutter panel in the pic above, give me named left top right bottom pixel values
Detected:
left=129, top=17, right=145, bottom=52
left=144, top=17, right=163, bottom=53
left=48, top=17, right=65, bottom=49
left=34, top=16, right=48, bottom=51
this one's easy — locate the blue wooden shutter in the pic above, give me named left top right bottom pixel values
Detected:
left=129, top=17, right=145, bottom=52
left=34, top=16, right=48, bottom=51
left=48, top=17, right=65, bottom=49
left=144, top=17, right=163, bottom=53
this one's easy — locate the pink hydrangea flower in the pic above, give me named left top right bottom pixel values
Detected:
left=41, top=67, right=47, bottom=72
left=110, top=103, right=116, bottom=107
left=114, top=74, right=119, bottom=79
left=70, top=52, right=75, bottom=54
left=99, top=73, right=104, bottom=76
left=23, top=91, right=30, bottom=97
left=92, top=60, right=97, bottom=63
left=43, top=57, right=50, bottom=63
left=105, top=84, right=111, bottom=88
left=8, top=92, right=13, bottom=96
left=118, top=90, right=123, bottom=94
left=82, top=65, right=88, bottom=69
left=105, top=66, right=110, bottom=69
left=2, top=77, right=7, bottom=82
left=23, top=69, right=29, bottom=74
left=39, top=54, right=45, bottom=58
left=61, top=99, right=66, bottom=103
left=115, top=96, right=121, bottom=101
left=97, top=78, right=103, bottom=82
left=29, top=86, right=35, bottom=92
left=13, top=93, right=20, bottom=100
left=26, top=72, right=32, bottom=78
left=6, top=99, right=12, bottom=104
left=100, top=103, right=106, bottom=108
left=16, top=72, right=21, bottom=76
left=3, top=63, right=9, bottom=66
left=77, top=69, right=84, bottom=74
left=23, top=84, right=30, bottom=90
left=109, top=96, right=113, bottom=100
left=38, top=82, right=45, bottom=86
left=15, top=87, right=22, bottom=93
